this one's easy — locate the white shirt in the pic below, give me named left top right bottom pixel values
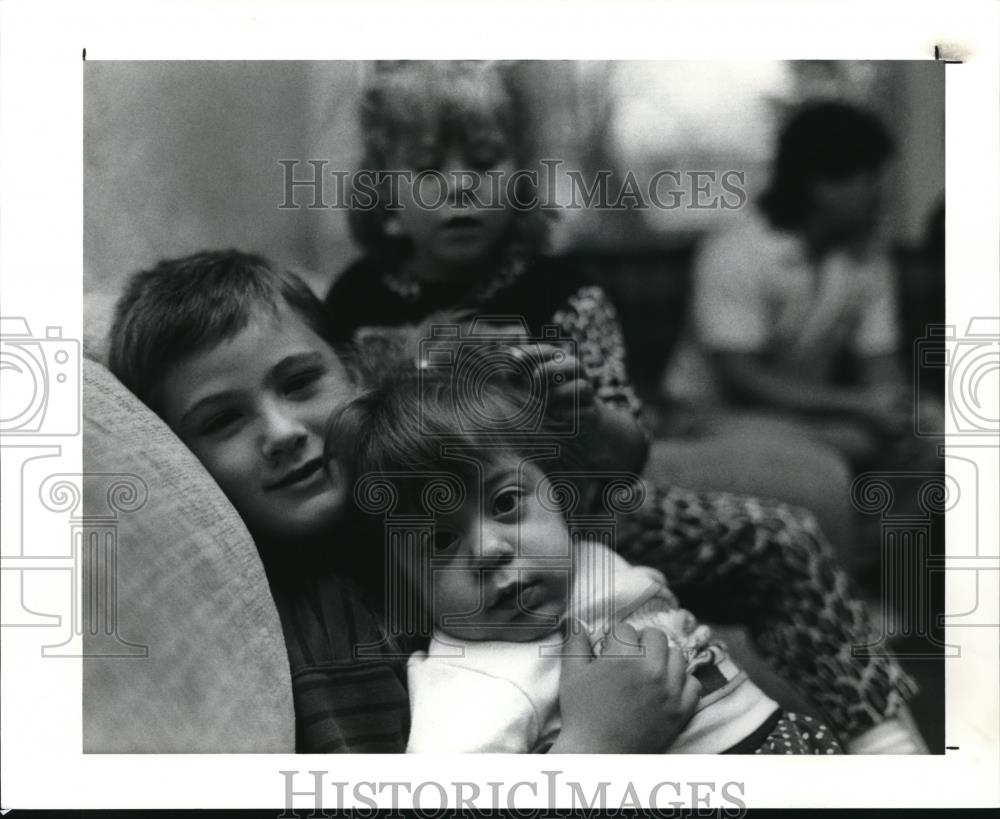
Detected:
left=693, top=210, right=900, bottom=384
left=406, top=539, right=778, bottom=753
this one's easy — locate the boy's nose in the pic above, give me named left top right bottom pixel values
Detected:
left=260, top=407, right=309, bottom=460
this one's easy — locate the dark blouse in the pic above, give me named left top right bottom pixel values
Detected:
left=325, top=255, right=643, bottom=417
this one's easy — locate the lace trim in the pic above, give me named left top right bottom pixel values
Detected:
left=382, top=257, right=528, bottom=304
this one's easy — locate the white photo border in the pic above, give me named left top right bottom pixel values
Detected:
left=1, top=0, right=997, bottom=810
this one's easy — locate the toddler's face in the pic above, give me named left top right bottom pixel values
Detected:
left=392, top=143, right=517, bottom=281
left=159, top=306, right=355, bottom=544
left=418, top=457, right=571, bottom=643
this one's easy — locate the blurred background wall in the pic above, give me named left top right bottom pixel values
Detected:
left=84, top=60, right=944, bottom=364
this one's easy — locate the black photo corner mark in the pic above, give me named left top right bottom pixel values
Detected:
left=82, top=48, right=87, bottom=60
left=934, top=44, right=965, bottom=63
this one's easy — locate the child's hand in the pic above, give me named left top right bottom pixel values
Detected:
left=521, top=342, right=649, bottom=473
left=520, top=343, right=598, bottom=429
left=550, top=622, right=701, bottom=753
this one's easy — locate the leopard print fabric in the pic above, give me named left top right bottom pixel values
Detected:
left=548, top=283, right=918, bottom=741
left=551, top=285, right=645, bottom=419
left=616, top=481, right=919, bottom=739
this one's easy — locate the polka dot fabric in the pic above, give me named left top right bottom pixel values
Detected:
left=754, top=713, right=843, bottom=755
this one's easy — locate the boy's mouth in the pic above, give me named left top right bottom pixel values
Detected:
left=267, top=457, right=324, bottom=490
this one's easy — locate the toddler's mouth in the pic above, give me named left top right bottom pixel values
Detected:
left=491, top=579, right=539, bottom=611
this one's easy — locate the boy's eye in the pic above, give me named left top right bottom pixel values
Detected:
left=197, top=409, right=242, bottom=437
left=432, top=528, right=460, bottom=555
left=491, top=486, right=524, bottom=519
left=284, top=367, right=324, bottom=396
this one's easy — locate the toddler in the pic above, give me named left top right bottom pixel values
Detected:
left=328, top=370, right=842, bottom=754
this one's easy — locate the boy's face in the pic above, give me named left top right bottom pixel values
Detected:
left=418, top=456, right=571, bottom=643
left=159, top=306, right=355, bottom=544
left=392, top=144, right=517, bottom=281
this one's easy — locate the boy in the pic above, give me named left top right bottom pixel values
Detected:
left=108, top=249, right=412, bottom=752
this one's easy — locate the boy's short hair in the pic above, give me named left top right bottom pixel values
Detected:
left=327, top=367, right=587, bottom=518
left=108, top=249, right=338, bottom=413
left=760, top=101, right=895, bottom=230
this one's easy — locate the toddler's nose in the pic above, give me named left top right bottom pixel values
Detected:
left=479, top=531, right=516, bottom=565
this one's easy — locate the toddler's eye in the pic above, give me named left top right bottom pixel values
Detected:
left=491, top=486, right=524, bottom=519
left=432, top=528, right=460, bottom=555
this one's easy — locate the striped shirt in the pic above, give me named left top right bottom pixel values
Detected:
left=268, top=566, right=412, bottom=753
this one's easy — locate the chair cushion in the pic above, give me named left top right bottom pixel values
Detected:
left=82, top=357, right=295, bottom=752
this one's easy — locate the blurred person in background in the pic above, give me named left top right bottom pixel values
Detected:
left=693, top=101, right=917, bottom=468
